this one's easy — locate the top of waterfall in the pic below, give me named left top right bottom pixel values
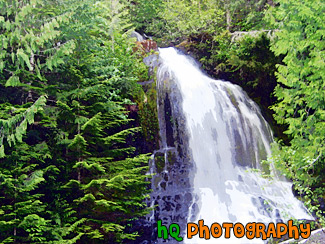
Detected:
left=159, top=47, right=204, bottom=74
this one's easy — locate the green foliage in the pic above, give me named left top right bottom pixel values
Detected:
left=129, top=0, right=273, bottom=44
left=59, top=98, right=151, bottom=242
left=0, top=0, right=74, bottom=87
left=137, top=80, right=160, bottom=152
left=128, top=0, right=164, bottom=35
left=0, top=0, right=153, bottom=243
left=0, top=96, right=47, bottom=157
left=0, top=142, right=52, bottom=243
left=143, top=0, right=225, bottom=44
left=266, top=0, right=325, bottom=222
left=222, top=0, right=272, bottom=31
left=158, top=0, right=224, bottom=42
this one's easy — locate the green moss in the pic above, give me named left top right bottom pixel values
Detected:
left=154, top=175, right=162, bottom=188
left=155, top=153, right=165, bottom=173
left=257, top=139, right=267, bottom=161
left=225, top=88, right=239, bottom=110
left=258, top=141, right=270, bottom=175
left=136, top=69, right=160, bottom=152
left=167, top=151, right=176, bottom=164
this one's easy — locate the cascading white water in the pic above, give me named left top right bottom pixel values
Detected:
left=156, top=47, right=312, bottom=243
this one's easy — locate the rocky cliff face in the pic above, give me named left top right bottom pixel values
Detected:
left=129, top=49, right=195, bottom=243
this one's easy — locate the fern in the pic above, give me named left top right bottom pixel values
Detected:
left=0, top=95, right=47, bottom=157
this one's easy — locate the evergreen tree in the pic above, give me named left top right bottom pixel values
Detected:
left=267, top=0, right=325, bottom=222
left=0, top=0, right=152, bottom=243
left=0, top=141, right=51, bottom=243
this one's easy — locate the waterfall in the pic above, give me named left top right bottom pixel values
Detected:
left=149, top=47, right=312, bottom=243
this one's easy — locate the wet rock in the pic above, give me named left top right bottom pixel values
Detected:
left=143, top=54, right=158, bottom=68
left=130, top=31, right=144, bottom=42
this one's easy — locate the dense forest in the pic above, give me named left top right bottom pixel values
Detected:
left=0, top=0, right=324, bottom=243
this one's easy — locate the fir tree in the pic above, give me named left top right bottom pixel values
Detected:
left=0, top=1, right=152, bottom=243
left=268, top=0, right=325, bottom=222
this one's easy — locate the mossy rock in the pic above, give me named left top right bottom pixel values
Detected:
left=154, top=152, right=165, bottom=174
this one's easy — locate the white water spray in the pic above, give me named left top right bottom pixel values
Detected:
left=156, top=47, right=312, bottom=243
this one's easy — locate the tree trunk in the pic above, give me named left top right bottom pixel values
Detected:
left=226, top=8, right=232, bottom=31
